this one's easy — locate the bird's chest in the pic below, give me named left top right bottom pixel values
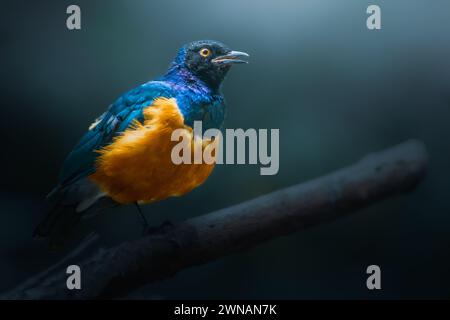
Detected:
left=90, top=97, right=217, bottom=204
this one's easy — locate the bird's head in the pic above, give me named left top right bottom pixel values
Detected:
left=169, top=40, right=249, bottom=90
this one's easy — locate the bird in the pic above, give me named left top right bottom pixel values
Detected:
left=34, top=40, right=249, bottom=245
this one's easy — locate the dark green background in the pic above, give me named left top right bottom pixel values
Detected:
left=1, top=0, right=449, bottom=298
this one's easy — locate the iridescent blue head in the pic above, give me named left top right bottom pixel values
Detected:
left=167, top=40, right=249, bottom=90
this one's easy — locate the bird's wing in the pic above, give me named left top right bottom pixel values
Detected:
left=53, top=81, right=176, bottom=194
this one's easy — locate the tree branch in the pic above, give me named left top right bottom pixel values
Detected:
left=3, top=140, right=428, bottom=299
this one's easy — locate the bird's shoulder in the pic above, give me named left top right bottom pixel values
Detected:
left=163, top=77, right=226, bottom=128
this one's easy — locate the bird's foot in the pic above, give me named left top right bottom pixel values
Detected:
left=160, top=220, right=174, bottom=231
left=142, top=220, right=174, bottom=236
left=142, top=225, right=158, bottom=235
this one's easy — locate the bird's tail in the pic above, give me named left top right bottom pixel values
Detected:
left=33, top=200, right=82, bottom=247
left=35, top=178, right=115, bottom=247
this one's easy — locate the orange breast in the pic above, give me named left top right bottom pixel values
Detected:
left=89, top=97, right=217, bottom=204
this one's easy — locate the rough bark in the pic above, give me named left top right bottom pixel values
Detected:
left=2, top=139, right=428, bottom=299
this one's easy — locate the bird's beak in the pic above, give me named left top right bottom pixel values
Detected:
left=212, top=50, right=249, bottom=65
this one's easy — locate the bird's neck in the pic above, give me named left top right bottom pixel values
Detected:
left=163, top=65, right=222, bottom=93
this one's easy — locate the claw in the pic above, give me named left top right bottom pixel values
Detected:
left=142, top=220, right=174, bottom=236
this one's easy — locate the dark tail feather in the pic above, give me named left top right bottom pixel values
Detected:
left=33, top=201, right=82, bottom=247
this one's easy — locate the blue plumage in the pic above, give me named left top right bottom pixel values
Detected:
left=58, top=79, right=226, bottom=191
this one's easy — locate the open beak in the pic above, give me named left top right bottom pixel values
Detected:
left=212, top=50, right=249, bottom=65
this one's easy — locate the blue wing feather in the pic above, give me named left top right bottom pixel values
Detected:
left=55, top=81, right=176, bottom=191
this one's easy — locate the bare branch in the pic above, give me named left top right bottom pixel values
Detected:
left=2, top=140, right=428, bottom=299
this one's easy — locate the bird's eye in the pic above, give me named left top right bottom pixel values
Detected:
left=199, top=48, right=211, bottom=57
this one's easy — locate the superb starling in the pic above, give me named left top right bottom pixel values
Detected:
left=34, top=40, right=249, bottom=245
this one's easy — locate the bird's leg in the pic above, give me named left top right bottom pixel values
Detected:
left=134, top=203, right=175, bottom=235
left=134, top=202, right=149, bottom=229
left=134, top=203, right=164, bottom=235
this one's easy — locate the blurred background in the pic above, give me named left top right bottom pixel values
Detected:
left=1, top=0, right=450, bottom=299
